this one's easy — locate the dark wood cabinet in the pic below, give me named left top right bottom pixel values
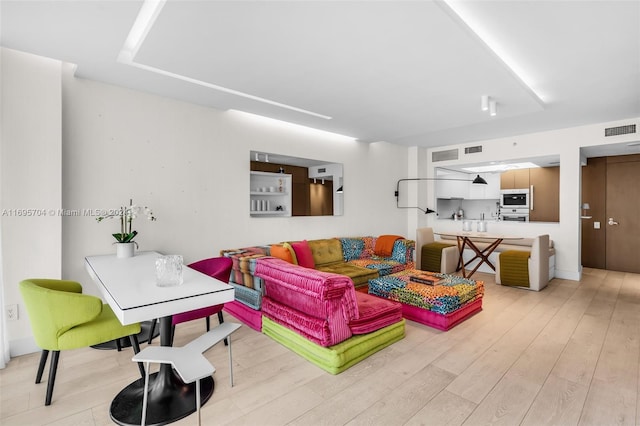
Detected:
left=500, top=169, right=530, bottom=189
left=529, top=166, right=559, bottom=222
left=500, top=167, right=559, bottom=222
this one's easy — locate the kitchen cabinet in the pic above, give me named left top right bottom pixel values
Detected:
left=469, top=173, right=500, bottom=199
left=529, top=166, right=559, bottom=222
left=436, top=171, right=469, bottom=199
left=500, top=169, right=530, bottom=189
left=250, top=171, right=292, bottom=216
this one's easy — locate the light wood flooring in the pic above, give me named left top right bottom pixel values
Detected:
left=1, top=268, right=639, bottom=425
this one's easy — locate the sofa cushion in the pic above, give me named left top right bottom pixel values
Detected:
left=316, top=263, right=378, bottom=287
left=291, top=240, right=315, bottom=269
left=262, top=316, right=405, bottom=375
left=339, top=237, right=375, bottom=261
left=346, top=258, right=403, bottom=277
left=307, top=238, right=344, bottom=267
left=349, top=292, right=403, bottom=334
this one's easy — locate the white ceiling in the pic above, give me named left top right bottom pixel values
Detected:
left=2, top=0, right=639, bottom=150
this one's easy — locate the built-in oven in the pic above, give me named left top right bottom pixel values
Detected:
left=500, top=189, right=530, bottom=210
left=501, top=207, right=530, bottom=222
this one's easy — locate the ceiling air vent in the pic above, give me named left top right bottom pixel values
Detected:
left=605, top=124, right=636, bottom=137
left=432, top=148, right=458, bottom=162
left=464, top=145, right=483, bottom=154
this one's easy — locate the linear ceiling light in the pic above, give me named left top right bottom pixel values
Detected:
left=119, top=0, right=332, bottom=120
left=442, top=0, right=546, bottom=104
left=229, top=110, right=356, bottom=142
left=118, top=0, right=166, bottom=64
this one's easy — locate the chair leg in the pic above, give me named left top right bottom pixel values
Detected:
left=45, top=351, right=60, bottom=406
left=141, top=361, right=151, bottom=426
left=218, top=311, right=228, bottom=346
left=36, top=350, right=49, bottom=384
left=169, top=324, right=176, bottom=346
left=147, top=319, right=157, bottom=344
left=115, top=337, right=122, bottom=352
left=196, top=378, right=202, bottom=426
left=129, top=335, right=145, bottom=379
left=228, top=335, right=234, bottom=387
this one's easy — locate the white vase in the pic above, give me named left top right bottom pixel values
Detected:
left=116, top=242, right=135, bottom=258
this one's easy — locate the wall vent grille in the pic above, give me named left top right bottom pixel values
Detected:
left=605, top=124, right=636, bottom=137
left=432, top=149, right=458, bottom=162
left=464, top=145, right=483, bottom=154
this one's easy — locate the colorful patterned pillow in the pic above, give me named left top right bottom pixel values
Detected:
left=362, top=237, right=376, bottom=259
left=340, top=238, right=365, bottom=261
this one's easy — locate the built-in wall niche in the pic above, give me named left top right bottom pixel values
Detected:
left=250, top=151, right=343, bottom=216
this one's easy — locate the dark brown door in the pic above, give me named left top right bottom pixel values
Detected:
left=605, top=157, right=640, bottom=273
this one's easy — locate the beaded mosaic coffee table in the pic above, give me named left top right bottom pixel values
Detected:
left=368, top=269, right=484, bottom=331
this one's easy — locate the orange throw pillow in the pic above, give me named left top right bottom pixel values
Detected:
left=270, top=244, right=294, bottom=264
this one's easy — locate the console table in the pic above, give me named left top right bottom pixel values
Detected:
left=85, top=251, right=234, bottom=426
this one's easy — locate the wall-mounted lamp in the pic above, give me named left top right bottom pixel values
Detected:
left=581, top=203, right=592, bottom=219
left=336, top=186, right=343, bottom=193
left=395, top=175, right=487, bottom=214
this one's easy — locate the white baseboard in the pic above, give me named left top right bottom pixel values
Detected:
left=10, top=336, right=39, bottom=358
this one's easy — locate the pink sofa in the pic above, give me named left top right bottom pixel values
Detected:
left=254, top=257, right=405, bottom=373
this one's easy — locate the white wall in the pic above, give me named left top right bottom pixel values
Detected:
left=1, top=48, right=62, bottom=355
left=60, top=69, right=411, bottom=293
left=413, top=117, right=640, bottom=280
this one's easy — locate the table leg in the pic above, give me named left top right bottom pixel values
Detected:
left=109, top=317, right=214, bottom=426
left=455, top=236, right=467, bottom=276
left=463, top=238, right=503, bottom=278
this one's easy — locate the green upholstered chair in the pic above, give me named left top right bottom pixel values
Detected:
left=19, top=279, right=143, bottom=406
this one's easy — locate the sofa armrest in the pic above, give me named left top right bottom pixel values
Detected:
left=528, top=234, right=549, bottom=290
left=415, top=228, right=436, bottom=270
left=255, top=257, right=359, bottom=321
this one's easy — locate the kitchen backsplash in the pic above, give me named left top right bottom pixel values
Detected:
left=437, top=198, right=501, bottom=221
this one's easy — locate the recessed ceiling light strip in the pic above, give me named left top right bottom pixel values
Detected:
left=119, top=0, right=167, bottom=63
left=440, top=0, right=546, bottom=105
left=126, top=61, right=333, bottom=120
left=229, top=110, right=355, bottom=141
left=118, top=0, right=332, bottom=120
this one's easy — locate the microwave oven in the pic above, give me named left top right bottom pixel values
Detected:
left=500, top=189, right=530, bottom=209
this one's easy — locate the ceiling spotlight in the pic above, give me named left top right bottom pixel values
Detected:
left=481, top=95, right=489, bottom=111
left=489, top=100, right=497, bottom=117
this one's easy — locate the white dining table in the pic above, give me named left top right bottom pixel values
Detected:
left=85, top=251, right=234, bottom=426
